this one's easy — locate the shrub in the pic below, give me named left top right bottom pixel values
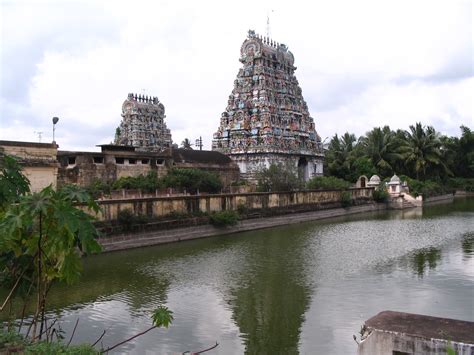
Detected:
left=166, top=211, right=190, bottom=220
left=117, top=208, right=149, bottom=229
left=340, top=191, right=352, bottom=207
left=447, top=177, right=474, bottom=192
left=231, top=180, right=248, bottom=186
left=117, top=208, right=135, bottom=229
left=0, top=329, right=97, bottom=354
left=372, top=188, right=389, bottom=202
left=209, top=210, right=239, bottom=227
left=85, top=179, right=111, bottom=199
left=306, top=176, right=351, bottom=190
left=237, top=203, right=248, bottom=215
left=255, top=162, right=303, bottom=192
left=400, top=176, right=453, bottom=198
left=25, top=341, right=98, bottom=354
left=161, top=168, right=222, bottom=194
left=112, top=170, right=163, bottom=192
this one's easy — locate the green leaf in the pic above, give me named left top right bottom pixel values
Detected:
left=151, top=306, right=174, bottom=328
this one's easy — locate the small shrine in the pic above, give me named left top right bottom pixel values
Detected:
left=387, top=174, right=403, bottom=195
left=212, top=30, right=324, bottom=181
left=367, top=175, right=381, bottom=188
left=114, top=93, right=172, bottom=152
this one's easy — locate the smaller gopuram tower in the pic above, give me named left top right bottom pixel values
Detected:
left=212, top=30, right=324, bottom=180
left=114, top=93, right=172, bottom=152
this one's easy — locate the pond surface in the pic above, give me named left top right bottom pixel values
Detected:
left=4, top=198, right=474, bottom=354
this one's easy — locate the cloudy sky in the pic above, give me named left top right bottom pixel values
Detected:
left=1, top=0, right=472, bottom=151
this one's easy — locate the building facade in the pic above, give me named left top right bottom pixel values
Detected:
left=212, top=30, right=324, bottom=181
left=114, top=93, right=172, bottom=151
left=0, top=140, right=58, bottom=192
left=57, top=145, right=240, bottom=190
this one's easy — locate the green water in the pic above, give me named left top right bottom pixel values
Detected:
left=3, top=198, right=474, bottom=354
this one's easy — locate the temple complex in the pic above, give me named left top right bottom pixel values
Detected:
left=212, top=30, right=324, bottom=181
left=114, top=93, right=172, bottom=152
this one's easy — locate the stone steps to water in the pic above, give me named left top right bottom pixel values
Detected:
left=402, top=200, right=416, bottom=209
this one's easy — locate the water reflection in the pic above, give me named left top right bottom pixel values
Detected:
left=225, top=226, right=312, bottom=353
left=462, top=232, right=474, bottom=256
left=410, top=247, right=442, bottom=277
left=1, top=198, right=472, bottom=354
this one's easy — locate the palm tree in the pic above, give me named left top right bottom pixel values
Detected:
left=181, top=138, right=193, bottom=150
left=400, top=123, right=447, bottom=180
left=360, top=126, right=401, bottom=177
left=325, top=133, right=357, bottom=179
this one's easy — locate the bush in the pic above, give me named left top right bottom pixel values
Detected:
left=85, top=179, right=111, bottom=199
left=400, top=176, right=452, bottom=198
left=209, top=210, right=239, bottom=227
left=340, top=191, right=352, bottom=207
left=237, top=203, right=248, bottom=215
left=161, top=168, right=222, bottom=194
left=256, top=162, right=303, bottom=192
left=231, top=180, right=248, bottom=186
left=306, top=176, right=351, bottom=190
left=25, top=341, right=98, bottom=354
left=447, top=177, right=474, bottom=192
left=117, top=208, right=149, bottom=229
left=112, top=171, right=162, bottom=192
left=372, top=188, right=389, bottom=202
left=0, top=329, right=97, bottom=354
left=117, top=208, right=135, bottom=229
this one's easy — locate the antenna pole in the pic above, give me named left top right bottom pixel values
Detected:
left=34, top=131, right=44, bottom=143
left=195, top=136, right=203, bottom=151
left=266, top=13, right=270, bottom=37
left=266, top=10, right=274, bottom=38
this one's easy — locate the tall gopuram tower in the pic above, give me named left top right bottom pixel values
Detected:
left=212, top=30, right=324, bottom=181
left=114, top=93, right=172, bottom=152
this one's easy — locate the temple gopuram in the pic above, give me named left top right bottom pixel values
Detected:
left=212, top=30, right=324, bottom=181
left=114, top=93, right=172, bottom=152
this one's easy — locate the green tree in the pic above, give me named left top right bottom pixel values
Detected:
left=306, top=176, right=351, bottom=190
left=400, top=123, right=448, bottom=179
left=0, top=185, right=102, bottom=341
left=180, top=138, right=193, bottom=150
left=256, top=162, right=303, bottom=192
left=455, top=125, right=474, bottom=177
left=162, top=168, right=222, bottom=193
left=324, top=133, right=357, bottom=180
left=360, top=126, right=401, bottom=177
left=0, top=153, right=30, bottom=208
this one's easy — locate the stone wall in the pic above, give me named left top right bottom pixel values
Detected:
left=84, top=188, right=374, bottom=222
left=0, top=140, right=58, bottom=192
left=358, top=311, right=474, bottom=355
left=57, top=151, right=167, bottom=187
left=57, top=148, right=240, bottom=189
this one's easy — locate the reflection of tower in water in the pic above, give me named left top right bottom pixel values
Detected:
left=226, top=225, right=313, bottom=353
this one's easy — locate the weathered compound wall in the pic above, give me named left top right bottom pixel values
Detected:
left=0, top=140, right=58, bottom=192
left=85, top=188, right=374, bottom=222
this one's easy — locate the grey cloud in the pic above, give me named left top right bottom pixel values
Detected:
left=302, top=73, right=376, bottom=112
left=1, top=2, right=120, bottom=105
left=395, top=48, right=473, bottom=85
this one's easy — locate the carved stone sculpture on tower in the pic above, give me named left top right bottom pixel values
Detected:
left=212, top=30, right=324, bottom=181
left=114, top=93, right=172, bottom=152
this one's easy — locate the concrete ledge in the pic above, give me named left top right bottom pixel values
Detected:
left=424, top=193, right=455, bottom=205
left=455, top=190, right=474, bottom=197
left=98, top=203, right=386, bottom=252
left=358, top=311, right=474, bottom=355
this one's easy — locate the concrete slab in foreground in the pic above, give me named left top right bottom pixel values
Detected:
left=358, top=311, right=474, bottom=355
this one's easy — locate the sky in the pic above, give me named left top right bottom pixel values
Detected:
left=0, top=0, right=472, bottom=151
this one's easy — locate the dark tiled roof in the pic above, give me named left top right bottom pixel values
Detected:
left=172, top=149, right=232, bottom=165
